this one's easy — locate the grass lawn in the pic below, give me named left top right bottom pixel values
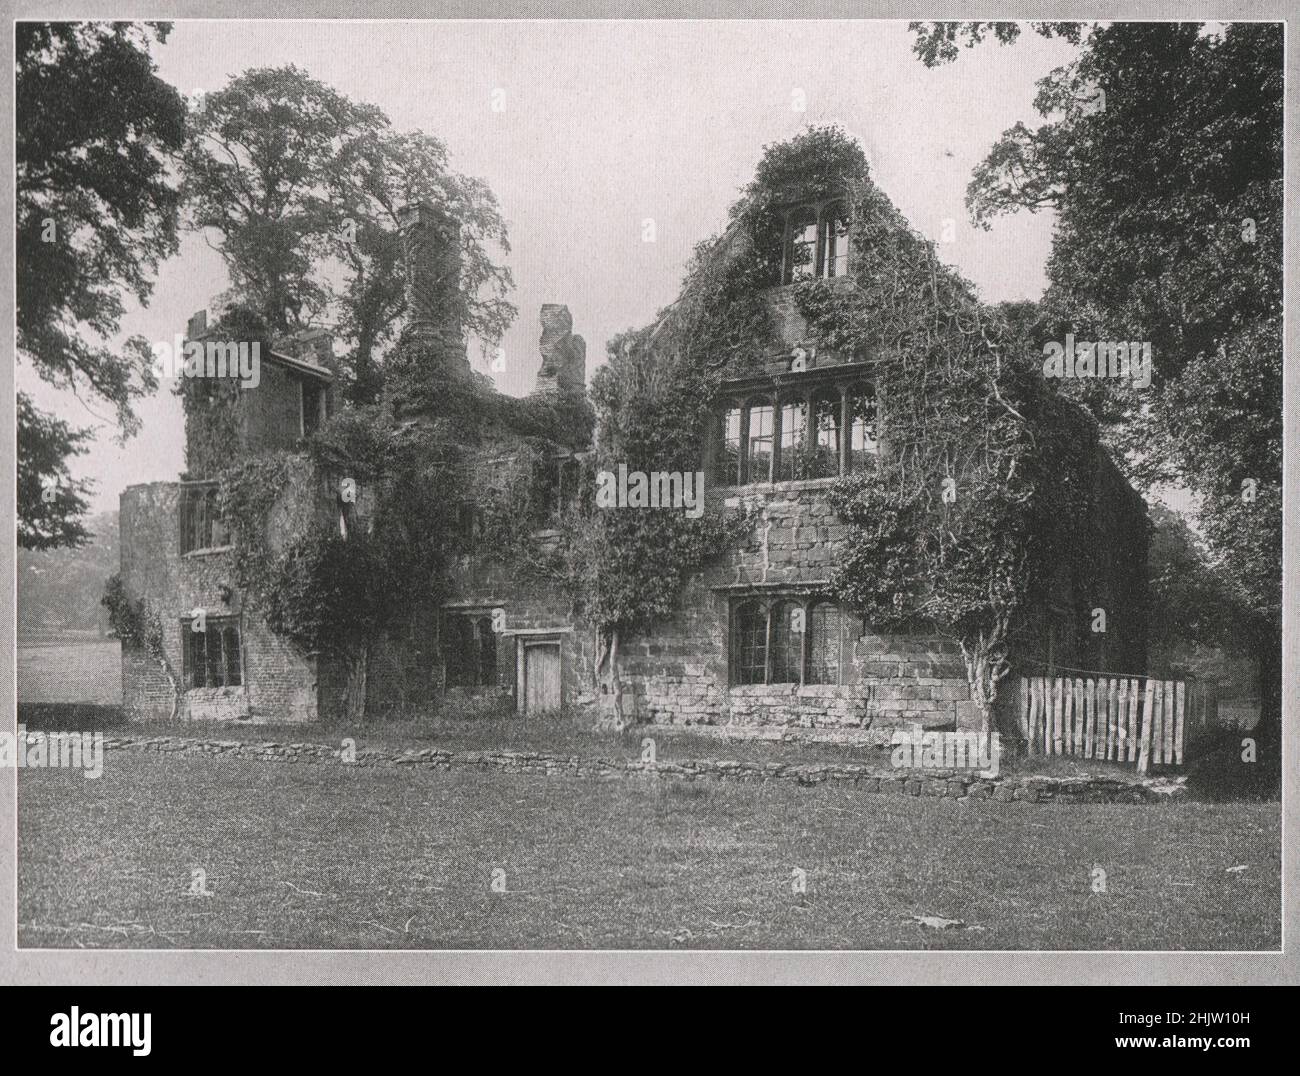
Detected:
left=17, top=749, right=1280, bottom=950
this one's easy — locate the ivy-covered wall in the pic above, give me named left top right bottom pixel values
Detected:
left=1009, top=447, right=1149, bottom=678
left=584, top=125, right=1151, bottom=737
left=118, top=460, right=330, bottom=723
left=611, top=481, right=975, bottom=732
left=604, top=468, right=1145, bottom=735
left=115, top=127, right=1150, bottom=737
left=184, top=359, right=322, bottom=480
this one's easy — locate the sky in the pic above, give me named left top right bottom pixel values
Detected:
left=17, top=18, right=1081, bottom=514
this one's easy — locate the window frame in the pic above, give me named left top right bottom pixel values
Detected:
left=743, top=395, right=775, bottom=486
left=299, top=376, right=327, bottom=438
left=769, top=599, right=803, bottom=685
left=732, top=600, right=769, bottom=686
left=443, top=610, right=500, bottom=690
left=809, top=388, right=843, bottom=480
left=849, top=385, right=880, bottom=469
left=820, top=201, right=850, bottom=279
left=714, top=405, right=743, bottom=487
left=708, top=377, right=877, bottom=488
left=776, top=396, right=809, bottom=482
left=182, top=615, right=243, bottom=689
left=729, top=596, right=846, bottom=687
left=179, top=482, right=230, bottom=555
left=805, top=601, right=845, bottom=686
left=783, top=206, right=820, bottom=283
left=781, top=199, right=852, bottom=284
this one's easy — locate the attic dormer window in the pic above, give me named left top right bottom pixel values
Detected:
left=821, top=202, right=849, bottom=278
left=782, top=201, right=850, bottom=284
left=785, top=207, right=819, bottom=282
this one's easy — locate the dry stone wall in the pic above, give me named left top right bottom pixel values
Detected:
left=95, top=732, right=1188, bottom=805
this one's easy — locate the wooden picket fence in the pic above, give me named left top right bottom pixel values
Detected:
left=1016, top=675, right=1218, bottom=774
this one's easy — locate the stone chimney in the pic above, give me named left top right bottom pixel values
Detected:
left=388, top=203, right=472, bottom=418
left=398, top=202, right=463, bottom=340
left=533, top=305, right=586, bottom=395
left=186, top=309, right=208, bottom=341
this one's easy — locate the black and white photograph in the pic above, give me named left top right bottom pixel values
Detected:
left=3, top=6, right=1292, bottom=991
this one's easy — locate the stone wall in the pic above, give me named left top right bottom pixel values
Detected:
left=445, top=561, right=597, bottom=715
left=759, top=281, right=859, bottom=367
left=95, top=732, right=1189, bottom=805
left=615, top=479, right=976, bottom=732
left=118, top=461, right=327, bottom=724
left=533, top=304, right=586, bottom=395
left=239, top=358, right=310, bottom=461
left=182, top=345, right=319, bottom=478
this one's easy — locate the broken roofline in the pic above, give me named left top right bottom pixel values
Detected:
left=264, top=348, right=333, bottom=381
left=184, top=311, right=334, bottom=382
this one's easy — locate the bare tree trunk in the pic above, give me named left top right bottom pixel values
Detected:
left=342, top=644, right=369, bottom=723
left=155, top=653, right=179, bottom=722
left=594, top=626, right=626, bottom=729
left=1254, top=624, right=1281, bottom=746
left=958, top=617, right=1012, bottom=753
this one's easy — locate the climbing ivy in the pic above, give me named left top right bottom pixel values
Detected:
left=102, top=572, right=180, bottom=719
left=637, top=125, right=1112, bottom=735
left=173, top=124, right=1117, bottom=738
left=210, top=356, right=596, bottom=720
left=179, top=305, right=275, bottom=480
left=556, top=327, right=755, bottom=720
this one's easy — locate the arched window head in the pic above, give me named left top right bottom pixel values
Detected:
left=770, top=600, right=802, bottom=684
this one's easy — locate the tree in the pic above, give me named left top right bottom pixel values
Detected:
left=182, top=66, right=514, bottom=398
left=182, top=65, right=386, bottom=333
left=1145, top=504, right=1254, bottom=676
left=16, top=395, right=93, bottom=550
left=908, top=21, right=1081, bottom=67
left=16, top=21, right=187, bottom=547
left=911, top=21, right=1283, bottom=739
left=323, top=130, right=515, bottom=403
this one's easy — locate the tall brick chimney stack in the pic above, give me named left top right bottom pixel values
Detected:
left=533, top=304, right=586, bottom=396
left=389, top=201, right=472, bottom=418
left=399, top=201, right=468, bottom=363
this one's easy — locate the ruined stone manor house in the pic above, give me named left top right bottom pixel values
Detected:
left=119, top=168, right=1148, bottom=738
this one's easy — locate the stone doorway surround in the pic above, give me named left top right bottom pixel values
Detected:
left=510, top=628, right=571, bottom=715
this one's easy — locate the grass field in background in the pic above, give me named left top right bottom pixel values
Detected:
left=17, top=640, right=121, bottom=706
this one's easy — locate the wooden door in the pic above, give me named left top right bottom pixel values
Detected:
left=523, top=642, right=561, bottom=713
